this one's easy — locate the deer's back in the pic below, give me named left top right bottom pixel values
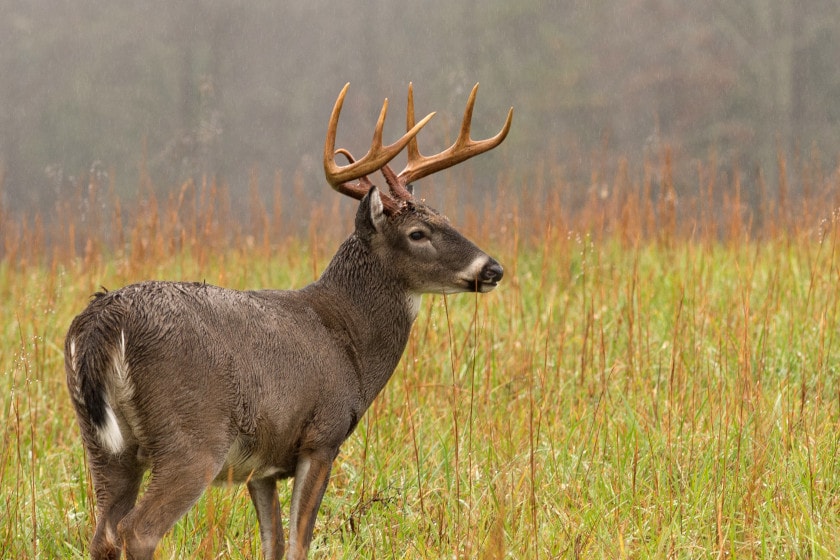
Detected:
left=67, top=281, right=363, bottom=479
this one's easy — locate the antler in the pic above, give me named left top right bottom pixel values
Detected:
left=323, top=82, right=513, bottom=214
left=397, top=83, right=513, bottom=188
left=324, top=83, right=435, bottom=214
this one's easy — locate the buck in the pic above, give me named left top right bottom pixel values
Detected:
left=65, top=83, right=512, bottom=560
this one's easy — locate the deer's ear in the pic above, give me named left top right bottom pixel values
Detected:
left=357, top=186, right=387, bottom=234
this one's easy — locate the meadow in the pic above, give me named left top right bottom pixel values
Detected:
left=3, top=152, right=840, bottom=558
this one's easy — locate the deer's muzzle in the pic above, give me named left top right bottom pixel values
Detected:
left=474, top=258, right=503, bottom=292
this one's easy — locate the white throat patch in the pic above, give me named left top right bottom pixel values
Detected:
left=406, top=293, right=423, bottom=322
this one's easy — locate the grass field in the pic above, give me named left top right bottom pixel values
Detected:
left=3, top=154, right=840, bottom=558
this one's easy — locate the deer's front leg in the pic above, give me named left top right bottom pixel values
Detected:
left=247, top=477, right=284, bottom=560
left=286, top=451, right=335, bottom=559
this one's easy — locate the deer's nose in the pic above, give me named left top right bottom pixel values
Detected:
left=480, top=259, right=504, bottom=283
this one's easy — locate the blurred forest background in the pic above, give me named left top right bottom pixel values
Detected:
left=2, top=0, right=840, bottom=221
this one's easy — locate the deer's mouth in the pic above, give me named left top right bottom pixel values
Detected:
left=478, top=279, right=501, bottom=292
left=458, top=277, right=501, bottom=293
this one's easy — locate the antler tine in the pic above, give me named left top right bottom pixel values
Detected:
left=394, top=82, right=421, bottom=200
left=324, top=83, right=435, bottom=197
left=398, top=83, right=514, bottom=187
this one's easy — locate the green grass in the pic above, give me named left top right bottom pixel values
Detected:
left=4, top=170, right=840, bottom=557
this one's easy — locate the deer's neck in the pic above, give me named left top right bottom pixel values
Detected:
left=304, top=234, right=415, bottom=406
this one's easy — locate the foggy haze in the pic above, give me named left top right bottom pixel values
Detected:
left=1, top=0, right=839, bottom=215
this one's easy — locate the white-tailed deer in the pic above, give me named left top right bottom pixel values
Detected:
left=65, top=83, right=512, bottom=560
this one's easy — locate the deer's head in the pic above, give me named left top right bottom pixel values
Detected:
left=324, top=83, right=512, bottom=295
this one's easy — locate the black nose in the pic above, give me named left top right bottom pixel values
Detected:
left=480, top=259, right=504, bottom=283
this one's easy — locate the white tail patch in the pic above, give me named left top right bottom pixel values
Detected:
left=98, top=405, right=124, bottom=454
left=96, top=330, right=130, bottom=454
left=69, top=338, right=78, bottom=372
left=113, top=329, right=133, bottom=399
left=116, top=330, right=128, bottom=380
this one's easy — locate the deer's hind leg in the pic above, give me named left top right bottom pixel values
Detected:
left=87, top=445, right=144, bottom=560
left=115, top=450, right=223, bottom=560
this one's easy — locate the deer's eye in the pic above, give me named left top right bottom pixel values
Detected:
left=409, top=230, right=426, bottom=241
